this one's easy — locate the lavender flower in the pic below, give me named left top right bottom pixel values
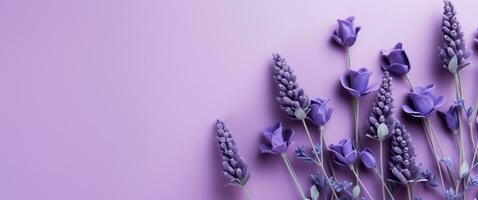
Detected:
left=260, top=123, right=294, bottom=154
left=421, top=170, right=438, bottom=188
left=340, top=68, right=379, bottom=97
left=367, top=71, right=395, bottom=139
left=307, top=98, right=334, bottom=126
left=332, top=16, right=361, bottom=48
left=439, top=0, right=470, bottom=73
left=381, top=42, right=411, bottom=76
left=402, top=84, right=444, bottom=118
left=388, top=120, right=421, bottom=185
left=359, top=148, right=377, bottom=169
left=474, top=28, right=478, bottom=46
left=438, top=101, right=462, bottom=130
left=215, top=120, right=250, bottom=186
left=329, top=139, right=358, bottom=167
left=272, top=54, right=311, bottom=120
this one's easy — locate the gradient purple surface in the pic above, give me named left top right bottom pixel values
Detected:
left=2, top=0, right=478, bottom=199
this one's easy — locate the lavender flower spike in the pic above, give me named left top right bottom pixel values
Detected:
left=272, top=54, right=311, bottom=120
left=388, top=120, right=421, bottom=185
left=402, top=84, right=444, bottom=118
left=260, top=123, right=294, bottom=154
left=381, top=43, right=411, bottom=77
left=367, top=71, right=395, bottom=139
left=332, top=16, right=361, bottom=48
left=340, top=68, right=379, bottom=97
left=215, top=120, right=250, bottom=186
left=439, top=0, right=470, bottom=73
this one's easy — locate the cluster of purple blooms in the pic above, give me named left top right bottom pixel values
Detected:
left=214, top=1, right=478, bottom=199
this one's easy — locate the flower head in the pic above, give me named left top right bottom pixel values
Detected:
left=272, top=54, right=311, bottom=120
left=215, top=120, right=250, bottom=186
left=332, top=16, right=361, bottom=47
left=438, top=101, right=462, bottom=130
left=367, top=71, right=395, bottom=139
left=439, top=0, right=470, bottom=73
left=340, top=68, right=379, bottom=98
left=381, top=43, right=411, bottom=76
left=388, top=120, right=421, bottom=185
left=307, top=98, right=334, bottom=126
left=329, top=139, right=358, bottom=167
left=402, top=84, right=444, bottom=118
left=260, top=123, right=294, bottom=154
left=359, top=148, right=377, bottom=169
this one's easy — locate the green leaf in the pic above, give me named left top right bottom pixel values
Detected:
left=352, top=185, right=361, bottom=198
left=294, top=108, right=307, bottom=120
left=377, top=123, right=389, bottom=141
left=448, top=55, right=458, bottom=74
left=459, top=161, right=469, bottom=179
left=310, top=185, right=319, bottom=200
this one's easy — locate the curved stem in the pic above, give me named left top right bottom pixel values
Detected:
left=404, top=74, right=414, bottom=91
left=281, top=152, right=306, bottom=200
left=320, top=126, right=336, bottom=179
left=302, top=120, right=339, bottom=200
left=242, top=185, right=252, bottom=200
left=380, top=142, right=386, bottom=200
left=350, top=166, right=374, bottom=200
left=406, top=184, right=413, bottom=200
left=422, top=120, right=446, bottom=192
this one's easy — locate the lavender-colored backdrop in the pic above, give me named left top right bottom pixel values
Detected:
left=2, top=0, right=478, bottom=199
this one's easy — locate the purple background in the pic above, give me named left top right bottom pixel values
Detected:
left=2, top=0, right=478, bottom=199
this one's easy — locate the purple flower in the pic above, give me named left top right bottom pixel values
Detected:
left=367, top=71, right=395, bottom=139
left=307, top=98, right=334, bottom=126
left=272, top=54, right=311, bottom=120
left=332, top=16, right=361, bottom=47
left=359, top=148, right=377, bottom=169
left=439, top=1, right=470, bottom=73
left=260, top=123, right=294, bottom=154
left=340, top=68, right=379, bottom=97
left=388, top=120, right=421, bottom=185
left=329, top=139, right=358, bottom=167
left=402, top=84, right=444, bottom=118
left=381, top=43, right=411, bottom=76
left=474, top=28, right=478, bottom=46
left=438, top=101, right=462, bottom=130
left=215, top=120, right=250, bottom=186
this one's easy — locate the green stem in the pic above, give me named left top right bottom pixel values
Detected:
left=302, top=120, right=339, bottom=200
left=346, top=47, right=352, bottom=69
left=281, top=152, right=306, bottom=200
left=380, top=142, right=386, bottom=200
left=242, top=184, right=252, bottom=200
left=353, top=97, right=360, bottom=184
left=350, top=166, right=374, bottom=200
left=454, top=73, right=466, bottom=164
left=320, top=126, right=336, bottom=179
left=407, top=184, right=413, bottom=200
left=422, top=120, right=446, bottom=192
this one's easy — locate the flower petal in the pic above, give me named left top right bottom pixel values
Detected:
left=259, top=144, right=276, bottom=154
left=352, top=69, right=372, bottom=93
left=410, top=93, right=435, bottom=117
left=383, top=63, right=410, bottom=76
left=402, top=104, right=425, bottom=118
left=340, top=75, right=361, bottom=97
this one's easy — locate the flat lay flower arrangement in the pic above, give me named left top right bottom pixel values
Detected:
left=214, top=1, right=478, bottom=200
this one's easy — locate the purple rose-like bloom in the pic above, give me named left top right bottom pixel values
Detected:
left=388, top=120, right=421, bottom=185
left=329, top=139, right=358, bottom=167
left=260, top=123, right=294, bottom=154
left=215, top=120, right=250, bottom=186
left=272, top=54, right=311, bottom=120
left=332, top=16, right=361, bottom=47
left=381, top=43, right=411, bottom=76
left=438, top=101, right=461, bottom=130
left=402, top=84, right=444, bottom=118
left=340, top=68, right=379, bottom=97
left=439, top=0, right=470, bottom=72
left=474, top=28, right=478, bottom=46
left=359, top=148, right=377, bottom=169
left=307, top=98, right=334, bottom=126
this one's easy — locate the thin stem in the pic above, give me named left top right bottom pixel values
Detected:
left=455, top=179, right=461, bottom=196
left=242, top=185, right=252, bottom=200
left=320, top=126, right=337, bottom=179
left=353, top=97, right=360, bottom=184
left=281, top=152, right=306, bottom=200
left=302, top=120, right=339, bottom=200
left=350, top=166, right=374, bottom=200
left=454, top=73, right=466, bottom=164
left=404, top=74, right=414, bottom=91
left=407, top=184, right=413, bottom=200
left=374, top=169, right=395, bottom=200
left=422, top=120, right=446, bottom=192
left=380, top=142, right=386, bottom=200
left=346, top=47, right=352, bottom=69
